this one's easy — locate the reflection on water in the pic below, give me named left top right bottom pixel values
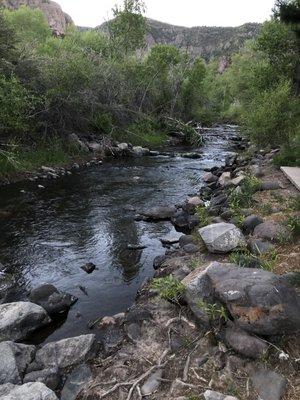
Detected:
left=0, top=126, right=237, bottom=343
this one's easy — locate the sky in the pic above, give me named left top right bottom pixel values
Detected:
left=56, top=0, right=276, bottom=28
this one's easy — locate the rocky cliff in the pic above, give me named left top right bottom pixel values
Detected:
left=145, top=19, right=261, bottom=60
left=99, top=18, right=261, bottom=60
left=1, top=0, right=73, bottom=35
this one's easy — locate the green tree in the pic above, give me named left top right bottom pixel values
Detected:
left=108, top=0, right=147, bottom=57
left=0, top=10, right=17, bottom=74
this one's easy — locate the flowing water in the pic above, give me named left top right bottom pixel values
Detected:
left=0, top=125, right=238, bottom=343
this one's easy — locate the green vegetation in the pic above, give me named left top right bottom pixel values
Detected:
left=197, top=299, right=229, bottom=322
left=196, top=205, right=212, bottom=227
left=229, top=248, right=278, bottom=271
left=0, top=0, right=299, bottom=176
left=151, top=275, right=185, bottom=303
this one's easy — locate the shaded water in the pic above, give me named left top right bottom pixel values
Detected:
left=0, top=126, right=238, bottom=343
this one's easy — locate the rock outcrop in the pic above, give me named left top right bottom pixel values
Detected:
left=2, top=0, right=73, bottom=35
left=99, top=18, right=261, bottom=60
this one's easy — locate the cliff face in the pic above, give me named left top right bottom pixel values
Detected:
left=1, top=0, right=73, bottom=35
left=98, top=18, right=260, bottom=60
left=146, top=19, right=261, bottom=60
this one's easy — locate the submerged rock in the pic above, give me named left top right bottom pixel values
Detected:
left=33, top=334, right=98, bottom=369
left=0, top=302, right=51, bottom=342
left=29, top=284, right=77, bottom=316
left=198, top=223, right=246, bottom=253
left=0, top=341, right=36, bottom=384
left=80, top=263, right=96, bottom=274
left=139, top=205, right=177, bottom=221
left=0, top=382, right=58, bottom=400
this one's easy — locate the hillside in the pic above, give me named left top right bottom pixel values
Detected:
left=99, top=18, right=261, bottom=60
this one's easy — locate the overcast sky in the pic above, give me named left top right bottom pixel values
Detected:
left=56, top=0, right=275, bottom=28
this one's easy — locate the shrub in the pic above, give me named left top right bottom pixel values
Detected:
left=151, top=275, right=185, bottom=303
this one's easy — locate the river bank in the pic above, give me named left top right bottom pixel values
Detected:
left=0, top=127, right=299, bottom=400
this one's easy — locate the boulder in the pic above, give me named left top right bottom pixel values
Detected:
left=183, top=262, right=300, bottom=335
left=198, top=223, right=246, bottom=253
left=117, top=143, right=129, bottom=151
left=249, top=367, right=287, bottom=400
left=224, top=325, right=268, bottom=359
left=23, top=368, right=60, bottom=391
left=253, top=221, right=290, bottom=242
left=87, top=142, right=102, bottom=152
left=172, top=210, right=200, bottom=233
left=242, top=215, right=264, bottom=235
left=33, top=335, right=98, bottom=370
left=182, top=244, right=199, bottom=254
left=183, top=196, right=204, bottom=213
left=132, top=146, right=150, bottom=156
left=210, top=193, right=228, bottom=208
left=0, top=382, right=58, bottom=400
left=249, top=164, right=264, bottom=178
left=218, top=172, right=231, bottom=187
left=139, top=206, right=177, bottom=221
left=204, top=391, right=238, bottom=400
left=0, top=302, right=51, bottom=342
left=203, top=172, right=218, bottom=183
left=29, top=285, right=77, bottom=316
left=153, top=255, right=168, bottom=270
left=0, top=341, right=36, bottom=384
left=0, top=273, right=15, bottom=304
left=61, top=364, right=92, bottom=400
left=179, top=235, right=195, bottom=248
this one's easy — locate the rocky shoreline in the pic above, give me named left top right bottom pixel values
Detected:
left=0, top=132, right=299, bottom=400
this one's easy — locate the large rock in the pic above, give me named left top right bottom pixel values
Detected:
left=0, top=341, right=36, bottom=384
left=2, top=0, right=73, bottom=35
left=33, top=335, right=98, bottom=369
left=172, top=210, right=200, bottom=233
left=224, top=325, right=268, bottom=359
left=253, top=221, right=290, bottom=242
left=183, top=262, right=300, bottom=335
left=0, top=302, right=51, bottom=342
left=0, top=382, right=58, bottom=400
left=198, top=223, right=246, bottom=253
left=139, top=206, right=176, bottom=221
left=242, top=215, right=264, bottom=235
left=29, top=284, right=77, bottom=316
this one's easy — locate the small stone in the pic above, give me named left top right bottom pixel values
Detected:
left=0, top=382, right=58, bottom=400
left=248, top=238, right=275, bottom=255
left=242, top=215, right=264, bottom=234
left=81, top=263, right=96, bottom=274
left=125, top=323, right=141, bottom=341
left=182, top=243, right=199, bottom=254
left=204, top=390, right=238, bottom=400
left=253, top=221, right=290, bottom=242
left=250, top=367, right=287, bottom=400
left=259, top=181, right=281, bottom=191
left=141, top=369, right=163, bottom=395
left=203, top=172, right=218, bottom=183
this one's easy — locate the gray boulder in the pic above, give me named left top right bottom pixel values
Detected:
left=23, top=368, right=60, bottom=391
left=0, top=382, right=58, bottom=400
left=0, top=341, right=36, bottom=384
left=249, top=367, right=287, bottom=400
left=33, top=334, right=98, bottom=370
left=61, top=364, right=92, bottom=400
left=29, top=284, right=77, bottom=316
left=224, top=325, right=268, bottom=359
left=0, top=302, right=51, bottom=342
left=183, top=262, right=300, bottom=335
left=203, top=172, right=218, bottom=183
left=172, top=210, right=200, bottom=233
left=139, top=206, right=176, bottom=221
left=198, top=223, right=246, bottom=253
left=253, top=221, right=290, bottom=242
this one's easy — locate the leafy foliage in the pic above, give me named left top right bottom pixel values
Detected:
left=151, top=275, right=185, bottom=302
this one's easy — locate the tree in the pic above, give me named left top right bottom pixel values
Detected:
left=0, top=10, right=16, bottom=74
left=108, top=0, right=147, bottom=57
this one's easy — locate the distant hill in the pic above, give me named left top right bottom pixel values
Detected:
left=98, top=18, right=261, bottom=60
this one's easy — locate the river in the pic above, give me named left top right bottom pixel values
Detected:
left=0, top=125, right=238, bottom=343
